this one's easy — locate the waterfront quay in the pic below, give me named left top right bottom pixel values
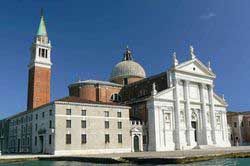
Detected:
left=1, top=146, right=250, bottom=164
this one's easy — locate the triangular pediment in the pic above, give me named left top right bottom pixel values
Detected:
left=130, top=127, right=142, bottom=132
left=175, top=59, right=216, bottom=78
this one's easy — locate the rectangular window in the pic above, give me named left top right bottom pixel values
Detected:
left=66, top=120, right=71, bottom=128
left=49, top=120, right=52, bottom=128
left=241, top=121, right=244, bottom=127
left=81, top=120, right=86, bottom=128
left=41, top=48, right=45, bottom=58
left=66, top=109, right=71, bottom=115
left=105, top=134, right=110, bottom=143
left=81, top=134, right=87, bottom=144
left=118, top=122, right=122, bottom=129
left=81, top=110, right=86, bottom=116
left=66, top=134, right=71, bottom=144
left=117, top=112, right=122, bottom=118
left=105, top=121, right=109, bottom=129
left=49, top=110, right=52, bottom=116
left=118, top=134, right=122, bottom=143
left=49, top=135, right=52, bottom=145
left=35, top=136, right=37, bottom=146
left=104, top=111, right=109, bottom=117
left=36, top=114, right=38, bottom=120
left=45, top=49, right=48, bottom=58
left=234, top=122, right=237, bottom=128
left=42, top=112, right=45, bottom=118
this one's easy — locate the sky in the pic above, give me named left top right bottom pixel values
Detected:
left=0, top=0, right=249, bottom=118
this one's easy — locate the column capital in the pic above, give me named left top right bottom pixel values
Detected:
left=208, top=84, right=215, bottom=89
left=173, top=78, right=182, bottom=85
left=183, top=80, right=190, bottom=85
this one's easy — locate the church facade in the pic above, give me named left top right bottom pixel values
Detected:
left=0, top=12, right=230, bottom=155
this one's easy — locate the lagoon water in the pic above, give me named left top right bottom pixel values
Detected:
left=0, top=158, right=249, bottom=166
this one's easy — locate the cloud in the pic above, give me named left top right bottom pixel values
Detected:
left=200, top=12, right=216, bottom=20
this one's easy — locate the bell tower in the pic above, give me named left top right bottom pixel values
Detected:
left=27, top=10, right=52, bottom=110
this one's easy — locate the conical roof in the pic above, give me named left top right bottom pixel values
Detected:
left=36, top=12, right=47, bottom=36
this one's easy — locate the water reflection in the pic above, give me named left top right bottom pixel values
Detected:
left=0, top=158, right=247, bottom=166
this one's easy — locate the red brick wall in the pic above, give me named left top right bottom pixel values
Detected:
left=69, top=84, right=122, bottom=103
left=27, top=66, right=51, bottom=110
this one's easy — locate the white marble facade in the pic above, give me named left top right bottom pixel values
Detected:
left=147, top=47, right=231, bottom=151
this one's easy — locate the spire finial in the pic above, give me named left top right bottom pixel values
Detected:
left=40, top=8, right=44, bottom=17
left=172, top=52, right=179, bottom=66
left=208, top=61, right=212, bottom=71
left=152, top=82, right=157, bottom=96
left=190, top=45, right=196, bottom=59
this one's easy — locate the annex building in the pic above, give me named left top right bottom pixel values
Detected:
left=0, top=12, right=231, bottom=155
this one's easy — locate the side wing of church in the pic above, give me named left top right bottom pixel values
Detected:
left=0, top=12, right=230, bottom=155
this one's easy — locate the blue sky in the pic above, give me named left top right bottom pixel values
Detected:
left=0, top=0, right=249, bottom=118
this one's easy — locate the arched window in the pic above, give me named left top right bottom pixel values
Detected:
left=110, top=93, right=122, bottom=102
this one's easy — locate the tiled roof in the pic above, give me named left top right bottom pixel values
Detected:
left=56, top=96, right=127, bottom=106
left=2, top=96, right=128, bottom=121
left=68, top=80, right=123, bottom=88
left=120, top=72, right=169, bottom=102
left=227, top=111, right=250, bottom=116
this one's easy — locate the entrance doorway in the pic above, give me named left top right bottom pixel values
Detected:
left=39, top=136, right=44, bottom=153
left=191, top=121, right=197, bottom=142
left=133, top=135, right=140, bottom=152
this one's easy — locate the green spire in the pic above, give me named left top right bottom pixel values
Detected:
left=36, top=9, right=47, bottom=36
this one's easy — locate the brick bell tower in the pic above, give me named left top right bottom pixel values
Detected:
left=27, top=10, right=52, bottom=110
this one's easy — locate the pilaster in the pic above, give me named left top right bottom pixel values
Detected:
left=184, top=80, right=191, bottom=146
left=174, top=79, right=181, bottom=150
left=199, top=83, right=208, bottom=145
left=208, top=84, right=217, bottom=144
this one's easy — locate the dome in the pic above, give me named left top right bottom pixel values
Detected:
left=110, top=47, right=146, bottom=83
left=110, top=60, right=146, bottom=81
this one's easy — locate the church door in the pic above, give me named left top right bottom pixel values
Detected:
left=134, top=135, right=140, bottom=152
left=191, top=121, right=197, bottom=142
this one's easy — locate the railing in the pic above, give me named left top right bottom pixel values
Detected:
left=130, top=120, right=145, bottom=126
